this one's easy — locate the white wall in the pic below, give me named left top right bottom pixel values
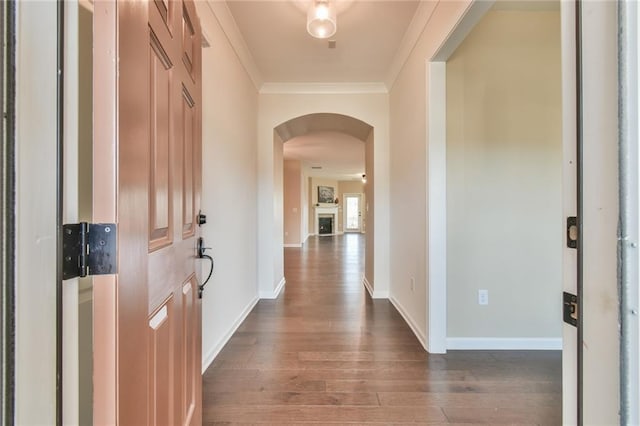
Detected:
left=258, top=92, right=390, bottom=297
left=389, top=1, right=471, bottom=347
left=302, top=169, right=310, bottom=241
left=283, top=159, right=302, bottom=246
left=272, top=133, right=285, bottom=295
left=196, top=3, right=260, bottom=371
left=445, top=10, right=562, bottom=342
left=15, top=2, right=58, bottom=424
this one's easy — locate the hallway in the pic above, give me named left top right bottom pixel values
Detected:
left=202, top=234, right=562, bottom=424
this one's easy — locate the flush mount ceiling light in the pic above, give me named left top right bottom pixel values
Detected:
left=307, top=0, right=337, bottom=39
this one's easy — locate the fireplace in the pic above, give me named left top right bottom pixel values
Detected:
left=318, top=216, right=333, bottom=235
left=314, top=205, right=339, bottom=236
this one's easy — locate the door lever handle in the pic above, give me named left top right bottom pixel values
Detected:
left=196, top=237, right=214, bottom=298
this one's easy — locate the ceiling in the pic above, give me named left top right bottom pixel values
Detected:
left=224, top=0, right=421, bottom=84
left=220, top=1, right=417, bottom=180
left=283, top=131, right=365, bottom=180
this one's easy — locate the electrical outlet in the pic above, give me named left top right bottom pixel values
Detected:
left=478, top=289, right=489, bottom=305
left=410, top=276, right=415, bottom=292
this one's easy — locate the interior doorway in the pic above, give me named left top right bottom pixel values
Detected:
left=426, top=0, right=564, bottom=388
left=343, top=193, right=363, bottom=233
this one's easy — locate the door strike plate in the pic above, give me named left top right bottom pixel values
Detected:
left=563, top=291, right=578, bottom=327
left=566, top=216, right=578, bottom=249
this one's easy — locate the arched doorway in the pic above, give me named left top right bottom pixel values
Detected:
left=261, top=112, right=379, bottom=300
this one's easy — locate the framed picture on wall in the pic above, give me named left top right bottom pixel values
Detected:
left=318, top=186, right=335, bottom=203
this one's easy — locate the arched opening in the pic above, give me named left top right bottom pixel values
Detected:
left=269, top=113, right=376, bottom=299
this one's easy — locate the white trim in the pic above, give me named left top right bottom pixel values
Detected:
left=427, top=61, right=448, bottom=355
left=363, top=275, right=374, bottom=297
left=259, top=277, right=286, bottom=299
left=389, top=296, right=428, bottom=352
left=386, top=2, right=438, bottom=89
left=424, top=0, right=496, bottom=362
left=431, top=1, right=495, bottom=62
left=362, top=276, right=388, bottom=299
left=447, top=337, right=562, bottom=351
left=260, top=82, right=388, bottom=95
left=203, top=1, right=263, bottom=90
left=201, top=296, right=259, bottom=373
left=284, top=243, right=302, bottom=248
left=315, top=205, right=339, bottom=235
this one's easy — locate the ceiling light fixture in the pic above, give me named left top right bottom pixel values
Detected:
left=307, top=0, right=337, bottom=39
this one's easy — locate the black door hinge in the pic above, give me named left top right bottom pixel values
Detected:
left=563, top=291, right=578, bottom=327
left=62, top=222, right=117, bottom=280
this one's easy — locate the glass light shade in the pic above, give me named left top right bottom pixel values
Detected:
left=307, top=1, right=337, bottom=39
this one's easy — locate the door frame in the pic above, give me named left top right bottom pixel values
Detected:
left=91, top=2, right=118, bottom=423
left=343, top=193, right=363, bottom=233
left=1, top=1, right=17, bottom=423
left=425, top=0, right=572, bottom=411
left=425, top=0, right=494, bottom=355
left=618, top=2, right=639, bottom=424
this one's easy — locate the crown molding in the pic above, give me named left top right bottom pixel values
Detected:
left=260, top=82, right=388, bottom=95
left=205, top=1, right=263, bottom=90
left=385, top=1, right=438, bottom=90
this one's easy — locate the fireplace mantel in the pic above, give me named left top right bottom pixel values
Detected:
left=315, top=205, right=339, bottom=235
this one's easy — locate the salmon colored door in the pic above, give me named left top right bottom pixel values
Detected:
left=93, top=1, right=202, bottom=424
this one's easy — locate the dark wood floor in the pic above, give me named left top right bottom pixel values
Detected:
left=202, top=234, right=562, bottom=425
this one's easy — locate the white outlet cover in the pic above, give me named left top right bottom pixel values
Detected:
left=478, top=289, right=489, bottom=305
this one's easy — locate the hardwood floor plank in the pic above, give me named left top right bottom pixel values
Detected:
left=203, top=406, right=448, bottom=423
left=377, top=391, right=562, bottom=408
left=202, top=234, right=562, bottom=424
left=204, top=391, right=380, bottom=406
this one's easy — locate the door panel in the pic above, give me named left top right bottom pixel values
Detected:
left=181, top=277, right=198, bottom=425
left=149, top=34, right=173, bottom=250
left=93, top=0, right=202, bottom=424
left=182, top=88, right=196, bottom=238
left=182, top=6, right=196, bottom=78
left=148, top=301, right=175, bottom=426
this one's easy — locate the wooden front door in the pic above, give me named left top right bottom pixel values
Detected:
left=93, top=1, right=202, bottom=424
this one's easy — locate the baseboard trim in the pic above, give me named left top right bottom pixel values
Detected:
left=363, top=275, right=373, bottom=297
left=389, top=296, right=428, bottom=351
left=362, top=276, right=389, bottom=299
left=201, top=296, right=259, bottom=373
left=284, top=243, right=302, bottom=248
left=259, top=277, right=286, bottom=299
left=446, top=337, right=562, bottom=351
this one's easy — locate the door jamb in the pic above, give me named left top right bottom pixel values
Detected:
left=1, top=1, right=17, bottom=423
left=56, top=0, right=65, bottom=424
left=618, top=1, right=640, bottom=424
